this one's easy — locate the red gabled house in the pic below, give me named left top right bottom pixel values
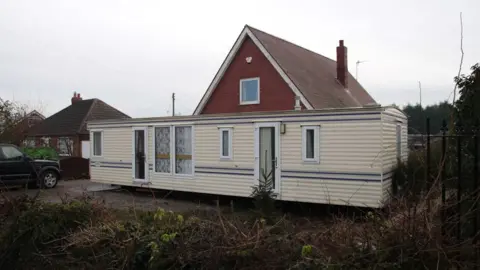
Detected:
left=194, top=25, right=377, bottom=115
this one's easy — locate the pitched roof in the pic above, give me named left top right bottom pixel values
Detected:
left=193, top=25, right=376, bottom=115
left=28, top=98, right=130, bottom=136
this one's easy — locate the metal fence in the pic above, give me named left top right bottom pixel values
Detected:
left=425, top=117, right=479, bottom=253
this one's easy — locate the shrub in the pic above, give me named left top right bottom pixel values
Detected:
left=0, top=192, right=478, bottom=269
left=21, top=146, right=59, bottom=160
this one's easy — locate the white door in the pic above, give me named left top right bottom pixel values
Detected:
left=132, top=127, right=149, bottom=183
left=254, top=122, right=280, bottom=193
left=81, top=141, right=90, bottom=158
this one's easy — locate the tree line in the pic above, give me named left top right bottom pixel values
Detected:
left=402, top=63, right=479, bottom=135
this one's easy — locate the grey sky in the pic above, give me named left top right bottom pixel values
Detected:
left=0, top=0, right=479, bottom=118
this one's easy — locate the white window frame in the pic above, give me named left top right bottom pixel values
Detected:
left=91, top=130, right=104, bottom=157
left=239, top=77, right=260, bottom=105
left=153, top=125, right=173, bottom=174
left=219, top=127, right=233, bottom=160
left=301, top=125, right=320, bottom=163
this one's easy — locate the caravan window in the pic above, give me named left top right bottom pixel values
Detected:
left=175, top=126, right=193, bottom=175
left=155, top=127, right=171, bottom=173
left=302, top=125, right=320, bottom=163
left=92, top=131, right=103, bottom=157
left=396, top=124, right=402, bottom=159
left=219, top=127, right=233, bottom=159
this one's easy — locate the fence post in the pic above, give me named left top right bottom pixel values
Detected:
left=441, top=119, right=447, bottom=237
left=473, top=124, right=479, bottom=244
left=456, top=121, right=463, bottom=241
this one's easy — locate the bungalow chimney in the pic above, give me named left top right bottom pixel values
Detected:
left=71, top=92, right=82, bottom=104
left=336, top=40, right=348, bottom=88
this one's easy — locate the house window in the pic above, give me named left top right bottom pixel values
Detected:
left=240, top=78, right=260, bottom=104
left=23, top=138, right=35, bottom=148
left=396, top=124, right=402, bottom=160
left=219, top=127, right=233, bottom=159
left=92, top=131, right=103, bottom=157
left=57, top=137, right=73, bottom=156
left=175, top=126, right=193, bottom=175
left=154, top=126, right=171, bottom=173
left=302, top=126, right=320, bottom=162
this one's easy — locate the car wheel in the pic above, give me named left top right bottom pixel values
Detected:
left=41, top=170, right=58, bottom=189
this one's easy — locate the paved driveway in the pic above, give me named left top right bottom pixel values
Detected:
left=0, top=180, right=218, bottom=213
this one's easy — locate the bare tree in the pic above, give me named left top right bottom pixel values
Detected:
left=0, top=98, right=46, bottom=144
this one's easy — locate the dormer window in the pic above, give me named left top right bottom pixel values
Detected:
left=239, top=77, right=260, bottom=105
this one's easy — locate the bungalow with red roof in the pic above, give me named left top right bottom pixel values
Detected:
left=27, top=92, right=130, bottom=158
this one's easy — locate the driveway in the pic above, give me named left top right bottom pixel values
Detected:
left=0, top=180, right=218, bottom=213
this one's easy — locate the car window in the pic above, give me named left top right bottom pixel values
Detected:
left=0, top=146, right=24, bottom=160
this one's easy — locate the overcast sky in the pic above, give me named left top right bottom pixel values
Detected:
left=0, top=0, right=479, bottom=118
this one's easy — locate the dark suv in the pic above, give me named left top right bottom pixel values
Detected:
left=0, top=143, right=62, bottom=189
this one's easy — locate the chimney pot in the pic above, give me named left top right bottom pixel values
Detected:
left=336, top=40, right=348, bottom=88
left=71, top=91, right=82, bottom=104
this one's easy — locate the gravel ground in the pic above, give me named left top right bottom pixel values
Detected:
left=0, top=179, right=219, bottom=213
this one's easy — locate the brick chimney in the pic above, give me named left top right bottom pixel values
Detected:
left=71, top=92, right=82, bottom=104
left=336, top=40, right=348, bottom=88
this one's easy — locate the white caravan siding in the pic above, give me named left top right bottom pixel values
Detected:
left=280, top=113, right=383, bottom=207
left=88, top=107, right=404, bottom=208
left=380, top=108, right=408, bottom=203
left=90, top=127, right=132, bottom=185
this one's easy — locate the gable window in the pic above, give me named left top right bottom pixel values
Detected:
left=219, top=127, right=233, bottom=159
left=240, top=78, right=260, bottom=105
left=302, top=125, right=320, bottom=162
left=154, top=126, right=171, bottom=173
left=92, top=131, right=103, bottom=157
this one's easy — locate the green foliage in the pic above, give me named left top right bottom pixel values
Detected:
left=21, top=146, right=59, bottom=160
left=403, top=101, right=453, bottom=134
left=250, top=167, right=277, bottom=219
left=0, top=198, right=97, bottom=269
left=454, top=63, right=480, bottom=129
left=301, top=245, right=312, bottom=257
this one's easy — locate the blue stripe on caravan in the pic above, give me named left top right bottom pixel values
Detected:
left=100, top=161, right=131, bottom=165
left=195, top=170, right=254, bottom=176
left=100, top=165, right=132, bottom=169
left=195, top=166, right=254, bottom=171
left=281, top=170, right=380, bottom=177
left=281, top=175, right=381, bottom=182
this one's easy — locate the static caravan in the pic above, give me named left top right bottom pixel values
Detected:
left=87, top=106, right=408, bottom=208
